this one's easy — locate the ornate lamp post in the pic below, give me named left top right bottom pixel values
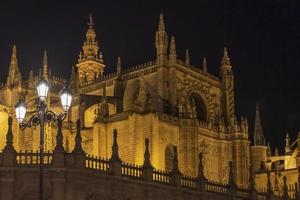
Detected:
left=15, top=78, right=72, bottom=200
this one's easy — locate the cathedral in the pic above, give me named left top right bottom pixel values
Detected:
left=0, top=13, right=299, bottom=199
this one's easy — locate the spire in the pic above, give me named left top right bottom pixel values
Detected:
left=42, top=50, right=48, bottom=80
left=220, top=47, right=232, bottom=76
left=254, top=104, right=266, bottom=146
left=168, top=36, right=177, bottom=65
left=7, top=45, right=21, bottom=86
left=158, top=13, right=165, bottom=31
left=117, top=56, right=122, bottom=76
left=222, top=47, right=231, bottom=66
left=185, top=49, right=190, bottom=65
left=203, top=57, right=207, bottom=72
left=155, top=13, right=168, bottom=66
left=285, top=133, right=291, bottom=155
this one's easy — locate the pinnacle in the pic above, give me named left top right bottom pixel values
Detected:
left=158, top=13, right=165, bottom=31
left=43, top=50, right=48, bottom=67
left=117, top=56, right=121, bottom=68
left=203, top=57, right=207, bottom=72
left=88, top=12, right=94, bottom=27
left=12, top=45, right=17, bottom=56
left=185, top=49, right=190, bottom=65
left=169, top=36, right=176, bottom=54
left=221, top=47, right=231, bottom=66
left=254, top=103, right=265, bottom=146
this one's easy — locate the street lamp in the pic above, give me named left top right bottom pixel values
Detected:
left=15, top=78, right=72, bottom=200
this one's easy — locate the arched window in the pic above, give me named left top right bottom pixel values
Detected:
left=165, top=144, right=174, bottom=172
left=189, top=93, right=207, bottom=122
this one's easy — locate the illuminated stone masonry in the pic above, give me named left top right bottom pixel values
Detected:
left=0, top=13, right=299, bottom=199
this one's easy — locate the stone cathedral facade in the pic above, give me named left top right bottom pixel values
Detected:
left=0, top=14, right=299, bottom=199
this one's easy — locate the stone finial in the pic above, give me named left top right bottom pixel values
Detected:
left=274, top=148, right=279, bottom=156
left=245, top=117, right=249, bottom=131
left=142, top=138, right=153, bottom=181
left=42, top=50, right=48, bottom=80
left=197, top=152, right=206, bottom=181
left=185, top=49, right=190, bottom=65
left=88, top=13, right=94, bottom=27
left=158, top=13, right=165, bottom=31
left=110, top=129, right=121, bottom=162
left=117, top=56, right=122, bottom=76
left=171, top=146, right=180, bottom=174
left=254, top=104, right=266, bottom=146
left=221, top=47, right=231, bottom=66
left=142, top=138, right=152, bottom=168
left=169, top=36, right=177, bottom=65
left=3, top=116, right=16, bottom=153
left=72, top=119, right=84, bottom=154
left=54, top=118, right=64, bottom=152
left=170, top=146, right=182, bottom=186
left=285, top=132, right=291, bottom=155
left=203, top=57, right=207, bottom=72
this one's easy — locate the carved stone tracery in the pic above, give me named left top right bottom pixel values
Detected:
left=176, top=74, right=217, bottom=122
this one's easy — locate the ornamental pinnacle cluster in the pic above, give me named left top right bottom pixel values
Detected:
left=0, top=13, right=298, bottom=200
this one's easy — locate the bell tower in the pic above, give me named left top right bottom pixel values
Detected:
left=76, top=13, right=105, bottom=84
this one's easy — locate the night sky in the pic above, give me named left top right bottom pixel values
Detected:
left=0, top=0, right=300, bottom=152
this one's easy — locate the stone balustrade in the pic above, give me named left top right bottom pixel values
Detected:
left=0, top=116, right=298, bottom=200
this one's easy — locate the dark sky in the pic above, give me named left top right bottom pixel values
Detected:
left=0, top=0, right=300, bottom=153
